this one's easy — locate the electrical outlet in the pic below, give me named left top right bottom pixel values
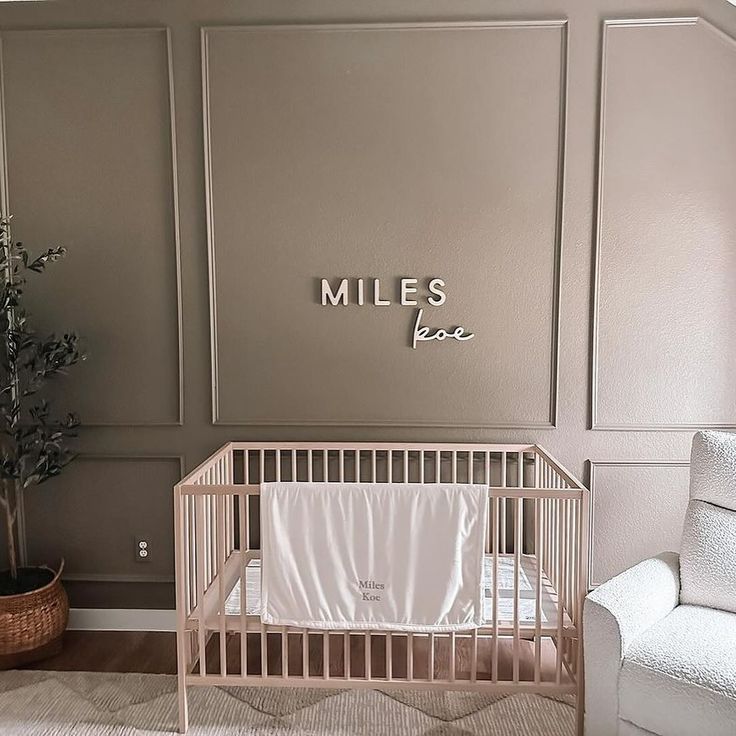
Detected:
left=135, top=537, right=150, bottom=562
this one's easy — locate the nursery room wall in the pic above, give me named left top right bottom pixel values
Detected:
left=0, top=0, right=734, bottom=610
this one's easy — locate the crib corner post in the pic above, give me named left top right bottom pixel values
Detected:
left=575, top=636, right=585, bottom=736
left=174, top=483, right=189, bottom=734
left=177, top=671, right=189, bottom=734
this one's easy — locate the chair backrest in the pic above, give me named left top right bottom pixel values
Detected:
left=679, top=431, right=736, bottom=613
left=689, top=430, right=736, bottom=512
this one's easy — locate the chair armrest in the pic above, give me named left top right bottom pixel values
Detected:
left=586, top=551, right=680, bottom=654
left=583, top=552, right=680, bottom=736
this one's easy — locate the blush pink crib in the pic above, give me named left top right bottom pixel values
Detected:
left=174, top=442, right=589, bottom=734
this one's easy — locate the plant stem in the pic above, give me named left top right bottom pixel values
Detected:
left=1, top=481, right=17, bottom=580
left=1, top=222, right=21, bottom=578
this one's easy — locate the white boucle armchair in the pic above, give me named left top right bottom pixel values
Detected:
left=584, top=431, right=736, bottom=736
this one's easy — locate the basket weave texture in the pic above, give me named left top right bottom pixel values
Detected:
left=0, top=561, right=68, bottom=656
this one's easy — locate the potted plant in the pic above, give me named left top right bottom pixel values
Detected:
left=0, top=215, right=85, bottom=668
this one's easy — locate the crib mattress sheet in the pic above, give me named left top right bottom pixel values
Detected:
left=222, top=555, right=567, bottom=626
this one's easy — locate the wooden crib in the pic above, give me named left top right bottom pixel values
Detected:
left=174, top=442, right=589, bottom=734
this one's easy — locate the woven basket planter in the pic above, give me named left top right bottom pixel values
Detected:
left=0, top=560, right=68, bottom=669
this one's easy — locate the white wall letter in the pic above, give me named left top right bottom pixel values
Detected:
left=357, top=278, right=365, bottom=306
left=427, top=278, right=446, bottom=306
left=321, top=278, right=348, bottom=306
left=373, top=278, right=390, bottom=306
left=400, top=278, right=418, bottom=306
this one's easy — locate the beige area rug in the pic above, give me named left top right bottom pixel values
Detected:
left=0, top=670, right=575, bottom=735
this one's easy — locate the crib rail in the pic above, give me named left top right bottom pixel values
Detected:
left=174, top=442, right=588, bottom=733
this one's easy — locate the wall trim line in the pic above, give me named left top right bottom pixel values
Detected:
left=202, top=19, right=569, bottom=430
left=68, top=607, right=175, bottom=632
left=590, top=15, right=736, bottom=432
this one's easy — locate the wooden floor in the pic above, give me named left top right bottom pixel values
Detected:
left=22, top=631, right=178, bottom=674
left=21, top=630, right=572, bottom=686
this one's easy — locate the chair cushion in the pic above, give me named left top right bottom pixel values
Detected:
left=680, top=431, right=736, bottom=612
left=689, top=430, right=736, bottom=510
left=619, top=605, right=736, bottom=736
left=680, top=500, right=736, bottom=613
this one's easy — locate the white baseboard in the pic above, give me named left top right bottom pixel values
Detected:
left=68, top=608, right=176, bottom=632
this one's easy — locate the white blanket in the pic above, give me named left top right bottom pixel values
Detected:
left=260, top=482, right=488, bottom=631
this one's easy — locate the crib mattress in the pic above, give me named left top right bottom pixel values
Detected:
left=222, top=555, right=567, bottom=627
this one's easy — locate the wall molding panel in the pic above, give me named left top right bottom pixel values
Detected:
left=588, top=459, right=690, bottom=587
left=203, top=20, right=569, bottom=429
left=0, top=26, right=184, bottom=428
left=23, top=454, right=184, bottom=586
left=591, top=16, right=736, bottom=431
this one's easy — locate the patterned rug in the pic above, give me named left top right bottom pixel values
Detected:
left=0, top=670, right=575, bottom=735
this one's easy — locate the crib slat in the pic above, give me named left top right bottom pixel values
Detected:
left=483, top=452, right=493, bottom=554
left=513, top=497, right=520, bottom=682
left=291, top=449, right=297, bottom=482
left=492, top=495, right=499, bottom=683
left=217, top=495, right=226, bottom=677
left=567, top=499, right=574, bottom=630
left=323, top=633, right=330, bottom=680
left=224, top=458, right=231, bottom=555
left=344, top=632, right=350, bottom=679
left=303, top=630, right=309, bottom=679
left=501, top=454, right=507, bottom=553
left=204, top=477, right=211, bottom=585
left=534, top=497, right=543, bottom=683
left=365, top=633, right=371, bottom=679
left=449, top=632, right=455, bottom=682
left=407, top=633, right=414, bottom=681
left=556, top=498, right=566, bottom=684
left=518, top=451, right=524, bottom=554
left=470, top=629, right=478, bottom=682
left=428, top=633, right=435, bottom=681
left=282, top=627, right=288, bottom=678
left=386, top=633, right=393, bottom=681
left=435, top=450, right=441, bottom=483
left=239, top=494, right=247, bottom=679
left=182, top=492, right=190, bottom=616
left=544, top=467, right=550, bottom=579
left=195, top=495, right=206, bottom=677
left=222, top=459, right=229, bottom=555
left=261, top=624, right=268, bottom=679
left=210, top=486, right=216, bottom=585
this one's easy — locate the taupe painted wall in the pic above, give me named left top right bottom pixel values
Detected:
left=0, top=0, right=734, bottom=609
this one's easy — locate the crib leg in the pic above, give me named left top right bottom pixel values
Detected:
left=576, top=638, right=585, bottom=736
left=177, top=669, right=188, bottom=734
left=176, top=628, right=189, bottom=733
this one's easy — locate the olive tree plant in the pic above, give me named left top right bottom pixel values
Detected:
left=0, top=216, right=85, bottom=594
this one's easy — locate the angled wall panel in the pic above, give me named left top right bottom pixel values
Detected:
left=593, top=19, right=736, bottom=430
